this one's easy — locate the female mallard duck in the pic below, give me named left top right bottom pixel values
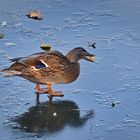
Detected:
left=2, top=47, right=95, bottom=101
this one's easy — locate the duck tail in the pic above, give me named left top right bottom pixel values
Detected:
left=0, top=68, right=21, bottom=77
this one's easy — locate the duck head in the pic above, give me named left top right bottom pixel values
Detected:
left=66, top=47, right=95, bottom=63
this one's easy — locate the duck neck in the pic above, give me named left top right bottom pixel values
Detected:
left=66, top=52, right=79, bottom=63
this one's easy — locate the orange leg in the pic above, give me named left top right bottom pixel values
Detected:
left=47, top=83, right=64, bottom=102
left=35, top=83, right=64, bottom=102
left=47, top=83, right=64, bottom=97
left=35, top=84, right=49, bottom=103
left=35, top=84, right=48, bottom=93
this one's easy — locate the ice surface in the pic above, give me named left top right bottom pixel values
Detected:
left=0, top=0, right=140, bottom=140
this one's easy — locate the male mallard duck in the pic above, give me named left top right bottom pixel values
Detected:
left=2, top=47, right=95, bottom=101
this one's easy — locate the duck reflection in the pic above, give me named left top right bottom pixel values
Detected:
left=13, top=100, right=94, bottom=134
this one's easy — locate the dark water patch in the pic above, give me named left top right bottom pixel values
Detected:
left=8, top=100, right=94, bottom=137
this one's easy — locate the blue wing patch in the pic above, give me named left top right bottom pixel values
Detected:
left=35, top=63, right=46, bottom=69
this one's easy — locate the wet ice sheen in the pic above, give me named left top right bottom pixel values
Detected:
left=0, top=0, right=140, bottom=140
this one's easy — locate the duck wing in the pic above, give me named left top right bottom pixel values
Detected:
left=10, top=50, right=68, bottom=70
left=37, top=50, right=68, bottom=68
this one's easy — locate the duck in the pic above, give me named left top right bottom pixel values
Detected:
left=2, top=47, right=95, bottom=101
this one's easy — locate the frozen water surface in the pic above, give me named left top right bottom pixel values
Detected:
left=0, top=0, right=140, bottom=140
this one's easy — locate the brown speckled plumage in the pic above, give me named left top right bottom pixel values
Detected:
left=2, top=47, right=95, bottom=101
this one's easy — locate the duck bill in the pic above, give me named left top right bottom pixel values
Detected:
left=84, top=54, right=95, bottom=62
